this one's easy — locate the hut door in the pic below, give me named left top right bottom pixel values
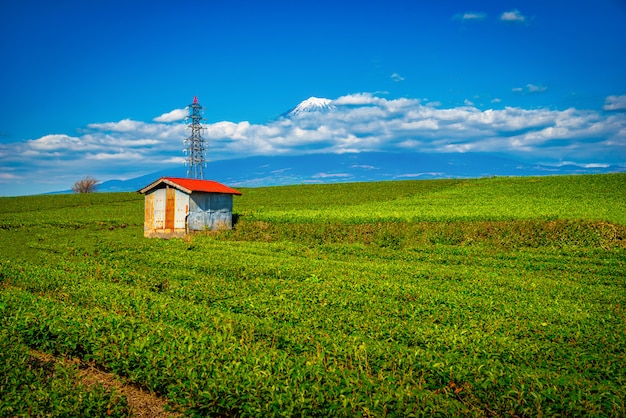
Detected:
left=144, top=193, right=154, bottom=230
left=165, top=187, right=176, bottom=230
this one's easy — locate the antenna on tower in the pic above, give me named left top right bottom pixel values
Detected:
left=184, top=96, right=207, bottom=179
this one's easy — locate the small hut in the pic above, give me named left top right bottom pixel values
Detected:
left=139, top=177, right=241, bottom=238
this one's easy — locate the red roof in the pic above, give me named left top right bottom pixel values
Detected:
left=139, top=177, right=242, bottom=195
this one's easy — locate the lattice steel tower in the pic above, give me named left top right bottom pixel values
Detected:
left=184, top=96, right=207, bottom=179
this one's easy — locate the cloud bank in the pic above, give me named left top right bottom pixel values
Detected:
left=1, top=93, right=624, bottom=194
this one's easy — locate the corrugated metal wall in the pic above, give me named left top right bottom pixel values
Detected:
left=144, top=187, right=190, bottom=237
left=188, top=193, right=234, bottom=231
left=153, top=188, right=166, bottom=230
left=174, top=189, right=189, bottom=230
left=144, top=187, right=234, bottom=237
left=144, top=193, right=154, bottom=231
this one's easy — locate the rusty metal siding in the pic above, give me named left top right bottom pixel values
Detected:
left=175, top=190, right=189, bottom=230
left=153, top=188, right=166, bottom=230
left=143, top=187, right=190, bottom=237
left=165, top=187, right=176, bottom=230
left=144, top=193, right=154, bottom=233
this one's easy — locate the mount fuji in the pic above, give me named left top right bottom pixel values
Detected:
left=281, top=97, right=335, bottom=118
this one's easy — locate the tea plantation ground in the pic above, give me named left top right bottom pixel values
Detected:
left=1, top=174, right=625, bottom=416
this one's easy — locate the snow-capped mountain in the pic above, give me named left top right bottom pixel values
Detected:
left=282, top=97, right=335, bottom=118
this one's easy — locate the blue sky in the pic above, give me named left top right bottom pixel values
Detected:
left=1, top=0, right=625, bottom=195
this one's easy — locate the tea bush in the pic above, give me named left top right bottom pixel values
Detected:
left=0, top=327, right=130, bottom=417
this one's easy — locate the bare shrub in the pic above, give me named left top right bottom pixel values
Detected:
left=72, top=176, right=98, bottom=194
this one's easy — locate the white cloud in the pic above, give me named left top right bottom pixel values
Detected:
left=454, top=12, right=487, bottom=21
left=391, top=73, right=405, bottom=82
left=27, top=134, right=83, bottom=151
left=527, top=84, right=547, bottom=92
left=1, top=92, right=625, bottom=195
left=87, top=119, right=145, bottom=132
left=312, top=173, right=352, bottom=179
left=464, top=99, right=475, bottom=107
left=500, top=9, right=526, bottom=22
left=87, top=151, right=144, bottom=160
left=154, top=108, right=188, bottom=123
left=513, top=84, right=547, bottom=94
left=162, top=156, right=187, bottom=164
left=332, top=92, right=384, bottom=106
left=0, top=173, right=19, bottom=181
left=604, top=95, right=626, bottom=111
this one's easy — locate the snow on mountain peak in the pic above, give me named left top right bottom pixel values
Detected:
left=283, top=97, right=335, bottom=118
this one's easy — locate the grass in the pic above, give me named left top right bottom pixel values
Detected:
left=0, top=173, right=625, bottom=416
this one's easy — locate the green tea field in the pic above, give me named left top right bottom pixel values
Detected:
left=1, top=174, right=625, bottom=416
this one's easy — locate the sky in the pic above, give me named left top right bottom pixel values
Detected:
left=1, top=0, right=625, bottom=196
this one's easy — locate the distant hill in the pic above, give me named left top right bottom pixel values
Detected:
left=86, top=152, right=623, bottom=193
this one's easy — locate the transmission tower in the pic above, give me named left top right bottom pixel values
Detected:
left=184, top=96, right=207, bottom=179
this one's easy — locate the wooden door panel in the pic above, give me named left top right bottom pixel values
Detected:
left=165, top=187, right=176, bottom=230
